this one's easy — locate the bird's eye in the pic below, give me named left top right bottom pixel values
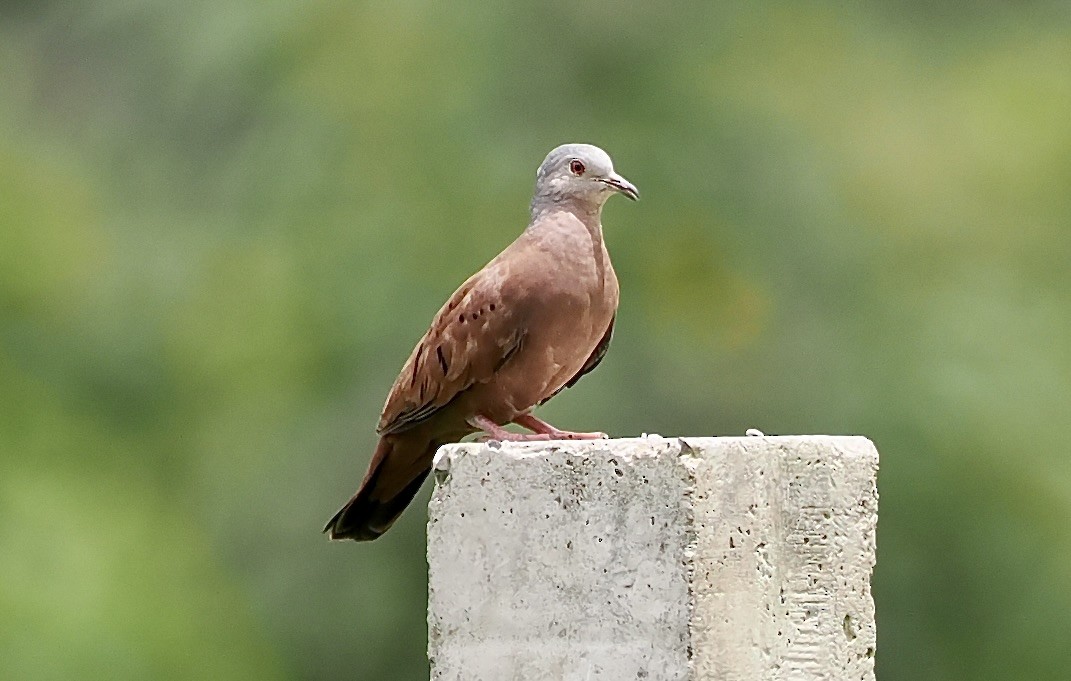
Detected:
left=569, top=159, right=585, bottom=176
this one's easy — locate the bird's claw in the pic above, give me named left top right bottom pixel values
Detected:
left=475, top=430, right=607, bottom=442
left=475, top=432, right=553, bottom=442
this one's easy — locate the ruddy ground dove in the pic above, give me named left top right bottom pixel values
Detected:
left=325, top=143, right=638, bottom=541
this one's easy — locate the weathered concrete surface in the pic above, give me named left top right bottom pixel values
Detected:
left=427, top=436, right=878, bottom=681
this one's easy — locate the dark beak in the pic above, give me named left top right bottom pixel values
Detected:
left=600, top=172, right=640, bottom=201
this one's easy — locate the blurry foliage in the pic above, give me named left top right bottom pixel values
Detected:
left=1, top=1, right=1070, bottom=679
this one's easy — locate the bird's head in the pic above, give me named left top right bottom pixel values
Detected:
left=532, top=143, right=639, bottom=214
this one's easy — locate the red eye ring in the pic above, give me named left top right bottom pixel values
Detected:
left=569, top=159, right=585, bottom=176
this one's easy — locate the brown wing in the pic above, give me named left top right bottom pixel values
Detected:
left=377, top=270, right=525, bottom=435
left=540, top=314, right=615, bottom=405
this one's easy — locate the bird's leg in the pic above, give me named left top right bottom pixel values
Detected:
left=469, top=414, right=554, bottom=442
left=513, top=413, right=608, bottom=440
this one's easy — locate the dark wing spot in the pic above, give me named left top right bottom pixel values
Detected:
left=489, top=303, right=496, bottom=311
left=436, top=346, right=448, bottom=375
left=410, top=343, right=424, bottom=387
left=458, top=314, right=465, bottom=324
left=471, top=312, right=479, bottom=321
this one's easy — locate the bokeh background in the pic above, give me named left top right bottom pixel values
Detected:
left=2, top=1, right=1069, bottom=679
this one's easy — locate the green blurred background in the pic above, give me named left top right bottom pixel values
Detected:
left=2, top=1, right=1069, bottom=679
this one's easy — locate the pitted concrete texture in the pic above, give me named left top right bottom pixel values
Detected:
left=427, top=436, right=878, bottom=681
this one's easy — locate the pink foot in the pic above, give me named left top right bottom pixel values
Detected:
left=469, top=414, right=555, bottom=442
left=474, top=432, right=554, bottom=442
left=513, top=413, right=608, bottom=441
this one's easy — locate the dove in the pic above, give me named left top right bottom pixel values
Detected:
left=325, top=143, right=638, bottom=541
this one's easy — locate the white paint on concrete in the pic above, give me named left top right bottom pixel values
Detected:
left=427, top=436, right=878, bottom=681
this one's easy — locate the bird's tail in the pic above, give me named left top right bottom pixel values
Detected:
left=323, top=434, right=438, bottom=541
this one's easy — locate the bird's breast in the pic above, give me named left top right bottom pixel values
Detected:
left=483, top=254, right=616, bottom=416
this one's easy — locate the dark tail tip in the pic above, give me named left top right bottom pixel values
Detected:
left=323, top=468, right=431, bottom=542
left=322, top=500, right=386, bottom=541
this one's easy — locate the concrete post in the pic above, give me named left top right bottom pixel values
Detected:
left=427, top=436, right=878, bottom=681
